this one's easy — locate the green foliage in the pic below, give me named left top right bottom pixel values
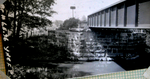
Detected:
left=3, top=0, right=56, bottom=39
left=12, top=65, right=91, bottom=79
left=58, top=18, right=80, bottom=30
left=3, top=0, right=58, bottom=64
left=10, top=35, right=70, bottom=64
left=54, top=20, right=63, bottom=27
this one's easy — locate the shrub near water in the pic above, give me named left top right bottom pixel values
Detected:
left=10, top=35, right=71, bottom=63
left=11, top=64, right=90, bottom=79
left=9, top=35, right=77, bottom=78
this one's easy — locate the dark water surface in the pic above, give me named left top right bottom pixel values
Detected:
left=12, top=61, right=126, bottom=79
left=58, top=61, right=126, bottom=78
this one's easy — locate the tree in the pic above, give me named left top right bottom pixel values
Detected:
left=54, top=20, right=63, bottom=27
left=3, top=0, right=56, bottom=40
left=58, top=18, right=80, bottom=30
left=3, top=0, right=56, bottom=63
left=81, top=15, right=87, bottom=22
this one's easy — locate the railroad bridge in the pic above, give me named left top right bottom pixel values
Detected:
left=85, top=0, right=150, bottom=57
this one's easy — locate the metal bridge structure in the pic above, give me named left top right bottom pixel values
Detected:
left=87, top=0, right=150, bottom=30
left=85, top=0, right=150, bottom=58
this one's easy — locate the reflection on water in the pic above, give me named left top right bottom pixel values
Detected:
left=12, top=61, right=125, bottom=79
left=67, top=61, right=125, bottom=76
left=98, top=61, right=112, bottom=67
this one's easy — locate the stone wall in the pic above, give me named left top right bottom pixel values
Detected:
left=48, top=28, right=148, bottom=58
left=82, top=28, right=147, bottom=57
left=67, top=31, right=82, bottom=56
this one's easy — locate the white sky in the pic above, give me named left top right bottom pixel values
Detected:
left=0, top=0, right=120, bottom=22
left=49, top=0, right=120, bottom=22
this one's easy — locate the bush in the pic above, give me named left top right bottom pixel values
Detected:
left=10, top=35, right=71, bottom=64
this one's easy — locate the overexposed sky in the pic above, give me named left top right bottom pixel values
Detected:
left=0, top=0, right=120, bottom=22
left=49, top=0, right=120, bottom=21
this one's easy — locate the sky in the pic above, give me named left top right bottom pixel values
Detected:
left=0, top=0, right=120, bottom=22
left=0, top=0, right=121, bottom=30
left=49, top=0, right=120, bottom=22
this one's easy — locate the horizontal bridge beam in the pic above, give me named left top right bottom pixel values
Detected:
left=88, top=0, right=150, bottom=29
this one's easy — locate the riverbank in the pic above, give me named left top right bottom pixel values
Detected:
left=11, top=64, right=88, bottom=79
left=10, top=61, right=87, bottom=79
left=10, top=61, right=125, bottom=79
